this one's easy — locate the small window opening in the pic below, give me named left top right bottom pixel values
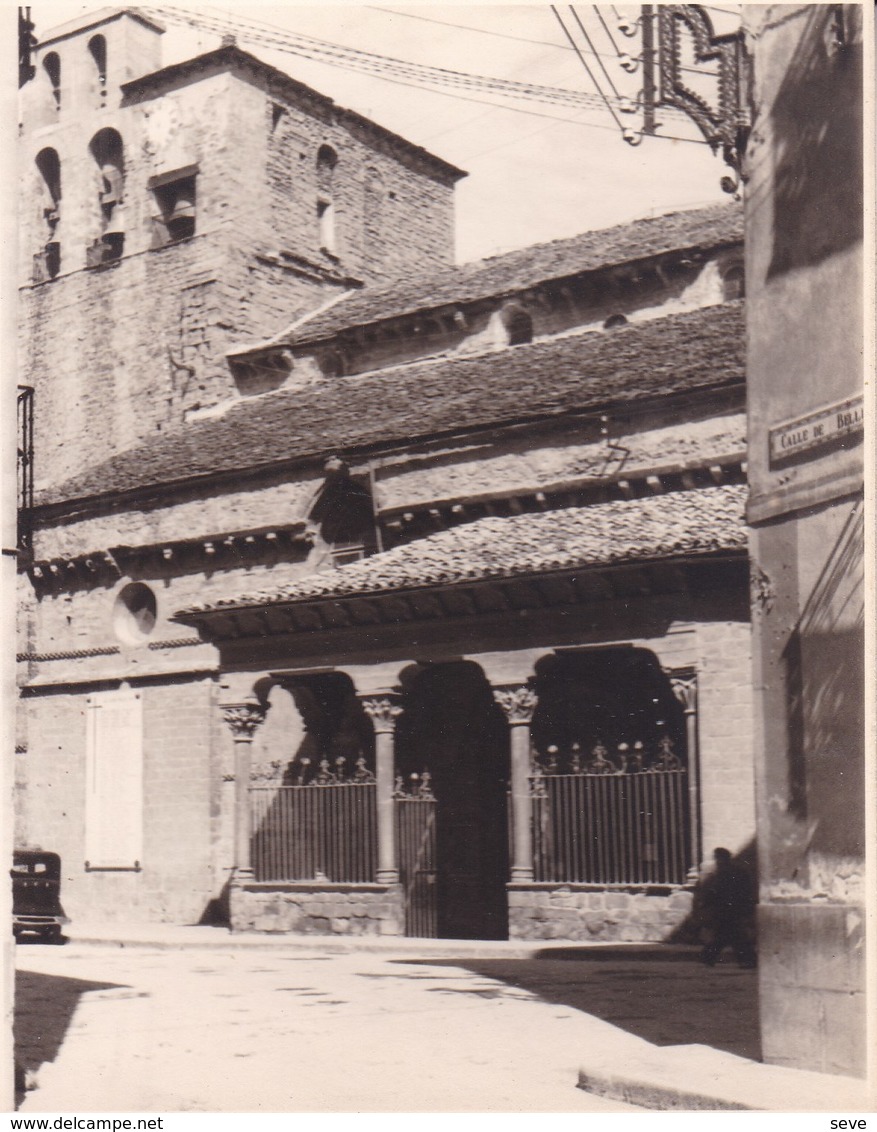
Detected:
left=271, top=102, right=285, bottom=131
left=603, top=313, right=628, bottom=330
left=316, top=144, right=337, bottom=188
left=310, top=461, right=378, bottom=566
left=501, top=304, right=534, bottom=346
left=88, top=35, right=107, bottom=90
left=316, top=145, right=338, bottom=255
left=150, top=172, right=197, bottom=247
left=43, top=52, right=60, bottom=108
left=35, top=241, right=61, bottom=282
left=317, top=198, right=336, bottom=255
left=113, top=582, right=157, bottom=645
left=722, top=264, right=745, bottom=301
left=321, top=349, right=347, bottom=379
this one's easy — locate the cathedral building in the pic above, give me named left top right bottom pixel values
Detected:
left=17, top=8, right=752, bottom=941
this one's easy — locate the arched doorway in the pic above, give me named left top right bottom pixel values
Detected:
left=395, top=662, right=510, bottom=939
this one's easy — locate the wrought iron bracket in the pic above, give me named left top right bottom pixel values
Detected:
left=651, top=4, right=752, bottom=189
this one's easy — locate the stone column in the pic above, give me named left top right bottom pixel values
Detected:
left=669, top=670, right=700, bottom=881
left=360, top=694, right=403, bottom=885
left=220, top=700, right=268, bottom=878
left=493, top=683, right=538, bottom=883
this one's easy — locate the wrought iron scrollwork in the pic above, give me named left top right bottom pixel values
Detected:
left=531, top=737, right=683, bottom=775
left=654, top=4, right=751, bottom=184
left=289, top=754, right=376, bottom=786
left=393, top=770, right=435, bottom=800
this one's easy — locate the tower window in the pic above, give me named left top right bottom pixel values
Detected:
left=722, top=264, right=745, bottom=301
left=35, top=148, right=61, bottom=226
left=43, top=52, right=61, bottom=108
left=317, top=198, right=336, bottom=255
left=88, top=35, right=107, bottom=89
left=88, top=129, right=125, bottom=265
left=149, top=167, right=198, bottom=247
left=34, top=148, right=61, bottom=281
left=316, top=145, right=338, bottom=256
left=501, top=304, right=534, bottom=345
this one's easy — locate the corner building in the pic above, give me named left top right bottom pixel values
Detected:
left=18, top=9, right=755, bottom=941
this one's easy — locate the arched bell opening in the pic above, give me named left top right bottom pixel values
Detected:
left=394, top=661, right=510, bottom=940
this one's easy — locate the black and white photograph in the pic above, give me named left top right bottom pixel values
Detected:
left=4, top=0, right=873, bottom=1118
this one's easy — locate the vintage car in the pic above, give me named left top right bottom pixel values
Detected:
left=11, top=850, right=68, bottom=942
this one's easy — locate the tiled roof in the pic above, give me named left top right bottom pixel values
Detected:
left=178, top=484, right=748, bottom=614
left=279, top=203, right=743, bottom=345
left=40, top=302, right=744, bottom=508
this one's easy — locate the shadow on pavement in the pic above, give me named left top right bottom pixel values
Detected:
left=15, top=967, right=128, bottom=1107
left=399, top=952, right=761, bottom=1062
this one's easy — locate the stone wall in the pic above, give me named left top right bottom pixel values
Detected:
left=19, top=677, right=221, bottom=925
left=231, top=882, right=404, bottom=936
left=508, top=884, right=693, bottom=942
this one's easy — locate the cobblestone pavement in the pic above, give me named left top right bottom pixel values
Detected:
left=15, top=942, right=668, bottom=1113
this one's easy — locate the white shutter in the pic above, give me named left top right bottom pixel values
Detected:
left=85, top=688, right=144, bottom=869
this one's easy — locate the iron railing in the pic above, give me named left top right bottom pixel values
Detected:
left=250, top=783, right=377, bottom=883
left=531, top=768, right=689, bottom=885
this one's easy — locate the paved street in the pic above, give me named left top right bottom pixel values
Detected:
left=13, top=941, right=758, bottom=1113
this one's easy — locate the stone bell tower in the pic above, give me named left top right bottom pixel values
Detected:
left=19, top=8, right=463, bottom=491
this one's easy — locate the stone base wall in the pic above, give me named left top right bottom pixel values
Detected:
left=758, top=902, right=866, bottom=1077
left=231, top=882, right=404, bottom=936
left=508, top=884, right=694, bottom=942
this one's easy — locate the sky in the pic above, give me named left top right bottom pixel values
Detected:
left=28, top=3, right=742, bottom=263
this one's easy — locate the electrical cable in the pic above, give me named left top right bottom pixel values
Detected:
left=593, top=5, right=623, bottom=56
left=143, top=4, right=628, bottom=114
left=366, top=6, right=582, bottom=53
left=569, top=5, right=623, bottom=98
left=550, top=6, right=624, bottom=131
left=366, top=3, right=714, bottom=76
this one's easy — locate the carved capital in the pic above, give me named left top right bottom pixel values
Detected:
left=493, top=683, right=537, bottom=725
left=360, top=694, right=403, bottom=734
left=666, top=671, right=697, bottom=713
left=220, top=701, right=268, bottom=739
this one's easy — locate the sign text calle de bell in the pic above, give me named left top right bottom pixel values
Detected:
left=769, top=395, right=864, bottom=464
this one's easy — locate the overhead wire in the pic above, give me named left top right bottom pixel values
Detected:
left=367, top=4, right=717, bottom=77
left=143, top=4, right=638, bottom=115
left=366, top=6, right=582, bottom=53
left=550, top=6, right=624, bottom=131
left=568, top=5, right=623, bottom=99
left=593, top=5, right=623, bottom=56
left=139, top=4, right=704, bottom=147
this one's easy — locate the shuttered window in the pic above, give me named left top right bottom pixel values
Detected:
left=85, top=688, right=144, bottom=869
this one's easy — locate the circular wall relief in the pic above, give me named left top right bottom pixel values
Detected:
left=113, top=582, right=157, bottom=645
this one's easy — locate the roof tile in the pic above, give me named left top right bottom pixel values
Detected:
left=280, top=202, right=743, bottom=345
left=178, top=484, right=748, bottom=614
left=41, top=302, right=744, bottom=507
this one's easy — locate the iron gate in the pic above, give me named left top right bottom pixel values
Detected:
left=394, top=774, right=437, bottom=937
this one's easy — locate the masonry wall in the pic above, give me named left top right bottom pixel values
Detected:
left=743, top=4, right=866, bottom=1077
left=20, top=678, right=219, bottom=924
